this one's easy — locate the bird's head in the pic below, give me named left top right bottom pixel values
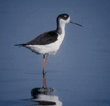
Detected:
left=57, top=13, right=82, bottom=27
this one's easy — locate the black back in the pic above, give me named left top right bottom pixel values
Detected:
left=26, top=30, right=58, bottom=45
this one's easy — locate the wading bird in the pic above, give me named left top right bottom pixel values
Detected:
left=15, top=13, right=82, bottom=74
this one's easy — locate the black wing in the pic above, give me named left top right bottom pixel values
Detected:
left=26, top=30, right=58, bottom=45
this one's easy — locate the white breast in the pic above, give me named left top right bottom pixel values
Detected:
left=25, top=33, right=65, bottom=55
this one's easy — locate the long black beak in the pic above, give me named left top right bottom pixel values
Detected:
left=70, top=21, right=82, bottom=27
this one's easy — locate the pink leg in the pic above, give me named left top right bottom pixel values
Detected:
left=43, top=53, right=49, bottom=74
left=43, top=73, right=48, bottom=89
left=43, top=55, right=46, bottom=73
left=45, top=53, right=49, bottom=66
left=43, top=53, right=49, bottom=89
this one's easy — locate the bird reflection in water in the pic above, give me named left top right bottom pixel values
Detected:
left=25, top=72, right=62, bottom=106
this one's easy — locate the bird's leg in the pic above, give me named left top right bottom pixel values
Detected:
left=43, top=55, right=46, bottom=74
left=43, top=72, right=48, bottom=89
left=45, top=53, right=49, bottom=66
left=43, top=53, right=49, bottom=90
left=43, top=53, right=49, bottom=74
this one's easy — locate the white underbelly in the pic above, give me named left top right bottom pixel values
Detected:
left=25, top=35, right=64, bottom=55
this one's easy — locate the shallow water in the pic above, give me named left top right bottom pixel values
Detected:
left=0, top=51, right=110, bottom=106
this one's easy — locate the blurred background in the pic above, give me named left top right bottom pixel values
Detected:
left=0, top=0, right=110, bottom=106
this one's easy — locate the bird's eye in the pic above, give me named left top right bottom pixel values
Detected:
left=64, top=15, right=67, bottom=18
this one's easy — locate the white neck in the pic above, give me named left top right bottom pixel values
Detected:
left=56, top=21, right=66, bottom=43
left=57, top=21, right=66, bottom=35
left=60, top=22, right=66, bottom=34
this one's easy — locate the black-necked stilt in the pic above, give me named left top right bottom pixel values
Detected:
left=15, top=13, right=82, bottom=73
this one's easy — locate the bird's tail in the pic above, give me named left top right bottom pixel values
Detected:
left=14, top=44, right=27, bottom=47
